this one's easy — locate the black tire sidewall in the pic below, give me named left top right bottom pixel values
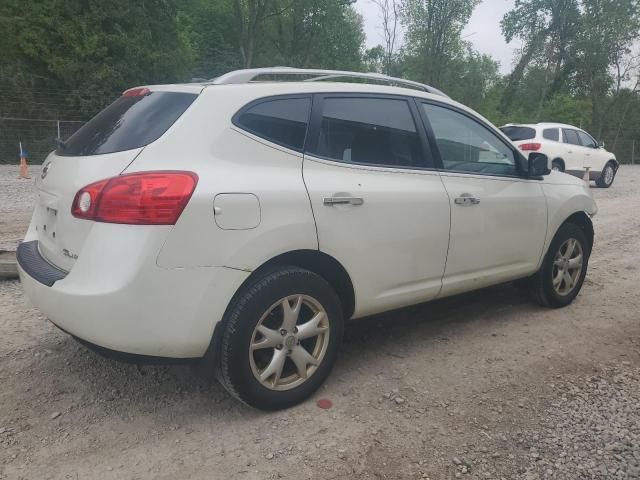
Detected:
left=218, top=267, right=344, bottom=410
left=552, top=159, right=564, bottom=172
left=539, top=223, right=590, bottom=307
left=597, top=163, right=615, bottom=188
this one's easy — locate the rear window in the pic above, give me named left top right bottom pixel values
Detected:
left=499, top=126, right=536, bottom=141
left=234, top=97, right=311, bottom=152
left=58, top=91, right=197, bottom=156
left=543, top=128, right=559, bottom=141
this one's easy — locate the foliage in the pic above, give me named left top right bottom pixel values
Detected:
left=0, top=0, right=192, bottom=111
left=496, top=0, right=640, bottom=160
left=1, top=0, right=639, bottom=164
left=401, top=0, right=481, bottom=85
left=257, top=0, right=365, bottom=70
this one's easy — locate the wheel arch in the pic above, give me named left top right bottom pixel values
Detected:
left=202, top=249, right=355, bottom=372
left=243, top=250, right=356, bottom=320
left=560, top=211, right=594, bottom=254
left=551, top=158, right=565, bottom=171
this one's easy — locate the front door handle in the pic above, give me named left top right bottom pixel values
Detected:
left=454, top=193, right=481, bottom=206
left=323, top=196, right=364, bottom=206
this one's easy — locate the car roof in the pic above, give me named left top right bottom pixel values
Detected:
left=501, top=122, right=582, bottom=130
left=200, top=81, right=496, bottom=122
left=207, top=67, right=450, bottom=97
left=139, top=80, right=475, bottom=117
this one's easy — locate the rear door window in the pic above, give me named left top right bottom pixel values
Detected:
left=235, top=97, right=311, bottom=152
left=543, top=128, right=559, bottom=141
left=310, top=97, right=426, bottom=169
left=58, top=91, right=198, bottom=156
left=562, top=129, right=582, bottom=146
left=499, top=126, right=536, bottom=141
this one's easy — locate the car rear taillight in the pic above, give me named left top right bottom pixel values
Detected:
left=519, top=143, right=542, bottom=151
left=122, top=87, right=151, bottom=97
left=72, top=171, right=198, bottom=225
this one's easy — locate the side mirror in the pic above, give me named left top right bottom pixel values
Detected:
left=528, top=152, right=550, bottom=177
left=597, top=140, right=605, bottom=149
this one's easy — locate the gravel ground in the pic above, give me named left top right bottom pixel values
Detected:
left=0, top=165, right=40, bottom=251
left=521, top=367, right=640, bottom=479
left=0, top=165, right=639, bottom=479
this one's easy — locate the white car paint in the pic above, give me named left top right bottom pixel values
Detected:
left=437, top=172, right=548, bottom=296
left=303, top=155, right=451, bottom=317
left=19, top=80, right=597, bottom=358
left=500, top=122, right=618, bottom=182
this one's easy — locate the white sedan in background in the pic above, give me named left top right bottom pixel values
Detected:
left=500, top=122, right=619, bottom=188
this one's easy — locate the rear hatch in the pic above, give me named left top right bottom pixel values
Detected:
left=499, top=125, right=537, bottom=144
left=32, top=85, right=201, bottom=272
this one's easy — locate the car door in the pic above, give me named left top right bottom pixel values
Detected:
left=302, top=94, right=451, bottom=318
left=576, top=130, right=604, bottom=173
left=561, top=129, right=585, bottom=174
left=419, top=101, right=548, bottom=297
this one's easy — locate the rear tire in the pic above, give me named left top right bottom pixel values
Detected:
left=595, top=162, right=616, bottom=188
left=212, top=267, right=344, bottom=410
left=527, top=223, right=590, bottom=308
left=551, top=159, right=565, bottom=172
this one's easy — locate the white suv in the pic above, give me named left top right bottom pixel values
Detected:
left=18, top=68, right=597, bottom=410
left=500, top=122, right=619, bottom=188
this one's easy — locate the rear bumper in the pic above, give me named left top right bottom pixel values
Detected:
left=17, top=241, right=67, bottom=287
left=18, top=235, right=249, bottom=358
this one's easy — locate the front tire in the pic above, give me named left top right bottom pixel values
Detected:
left=595, top=162, right=616, bottom=188
left=527, top=223, right=590, bottom=308
left=213, top=267, right=344, bottom=410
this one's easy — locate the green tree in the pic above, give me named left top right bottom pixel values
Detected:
left=575, top=0, right=640, bottom=137
left=401, top=0, right=480, bottom=86
left=363, top=45, right=386, bottom=73
left=500, top=0, right=581, bottom=113
left=231, top=0, right=296, bottom=68
left=0, top=0, right=192, bottom=114
left=177, top=0, right=240, bottom=79
left=259, top=0, right=365, bottom=70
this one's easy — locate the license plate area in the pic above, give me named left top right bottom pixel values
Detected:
left=34, top=190, right=60, bottom=255
left=41, top=206, right=58, bottom=242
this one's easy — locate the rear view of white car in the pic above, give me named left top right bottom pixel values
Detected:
left=18, top=68, right=598, bottom=410
left=500, top=123, right=619, bottom=188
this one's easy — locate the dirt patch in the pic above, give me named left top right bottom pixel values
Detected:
left=1, top=166, right=639, bottom=479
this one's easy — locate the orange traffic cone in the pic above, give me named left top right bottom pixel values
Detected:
left=18, top=141, right=30, bottom=179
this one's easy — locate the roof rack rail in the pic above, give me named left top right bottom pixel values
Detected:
left=208, top=67, right=449, bottom=98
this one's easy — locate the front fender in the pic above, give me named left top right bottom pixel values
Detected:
left=540, top=182, right=597, bottom=267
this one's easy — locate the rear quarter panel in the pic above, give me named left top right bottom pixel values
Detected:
left=124, top=85, right=318, bottom=270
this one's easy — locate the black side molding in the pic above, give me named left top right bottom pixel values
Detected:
left=16, top=241, right=68, bottom=287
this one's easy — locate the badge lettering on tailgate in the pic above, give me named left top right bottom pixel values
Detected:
left=62, top=248, right=78, bottom=260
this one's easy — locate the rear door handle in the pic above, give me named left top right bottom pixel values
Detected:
left=454, top=193, right=480, bottom=206
left=323, top=196, right=364, bottom=206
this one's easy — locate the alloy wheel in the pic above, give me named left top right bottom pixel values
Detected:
left=604, top=165, right=615, bottom=185
left=249, top=295, right=330, bottom=391
left=552, top=238, right=584, bottom=296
